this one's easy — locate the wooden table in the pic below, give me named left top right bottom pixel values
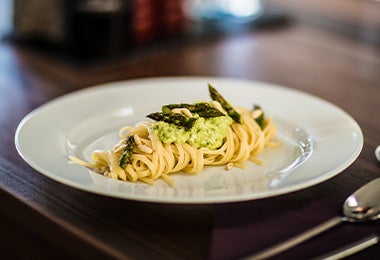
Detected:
left=1, top=13, right=379, bottom=259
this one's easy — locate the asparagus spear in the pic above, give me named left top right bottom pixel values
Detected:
left=253, top=105, right=265, bottom=130
left=147, top=112, right=196, bottom=129
left=208, top=84, right=243, bottom=124
left=162, top=103, right=225, bottom=117
left=119, top=135, right=135, bottom=169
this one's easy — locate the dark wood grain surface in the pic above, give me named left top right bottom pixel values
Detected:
left=1, top=11, right=379, bottom=259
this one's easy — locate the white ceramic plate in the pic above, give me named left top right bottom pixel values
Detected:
left=15, top=77, right=363, bottom=203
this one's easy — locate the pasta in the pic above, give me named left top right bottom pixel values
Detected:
left=70, top=85, right=280, bottom=186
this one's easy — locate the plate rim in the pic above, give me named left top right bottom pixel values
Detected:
left=14, top=76, right=364, bottom=204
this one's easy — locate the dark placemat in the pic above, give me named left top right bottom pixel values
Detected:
left=211, top=199, right=379, bottom=259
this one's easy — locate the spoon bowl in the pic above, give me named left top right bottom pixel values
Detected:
left=376, top=145, right=380, bottom=162
left=343, top=178, right=380, bottom=222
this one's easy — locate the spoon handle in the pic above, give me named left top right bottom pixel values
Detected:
left=315, top=234, right=379, bottom=260
left=247, top=216, right=342, bottom=259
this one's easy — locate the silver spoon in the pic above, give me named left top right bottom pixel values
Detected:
left=375, top=145, right=380, bottom=162
left=248, top=178, right=380, bottom=259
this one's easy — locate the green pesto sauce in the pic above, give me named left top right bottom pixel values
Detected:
left=151, top=115, right=233, bottom=150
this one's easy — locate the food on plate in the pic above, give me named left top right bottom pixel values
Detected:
left=70, top=84, right=280, bottom=186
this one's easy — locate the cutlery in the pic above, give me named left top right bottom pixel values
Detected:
left=247, top=178, right=380, bottom=259
left=315, top=234, right=378, bottom=260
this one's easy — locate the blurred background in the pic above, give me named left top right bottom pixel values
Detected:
left=1, top=0, right=379, bottom=66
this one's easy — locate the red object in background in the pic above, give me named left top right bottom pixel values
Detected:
left=132, top=0, right=185, bottom=45
left=131, top=0, right=156, bottom=45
